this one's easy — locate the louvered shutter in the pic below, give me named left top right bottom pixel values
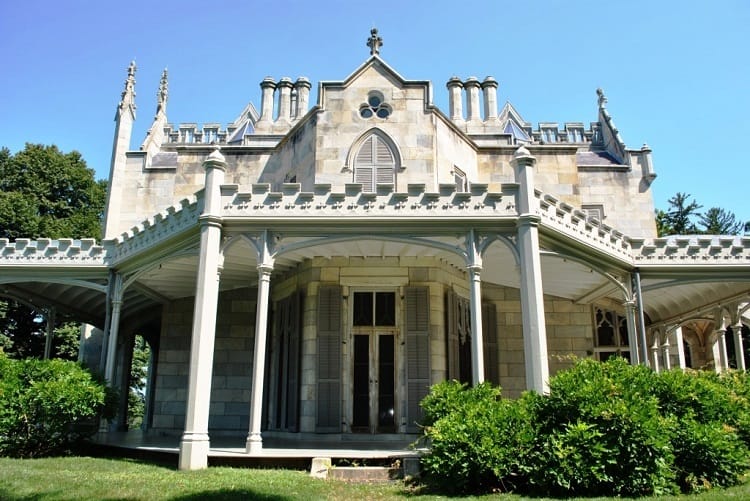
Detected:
left=354, top=134, right=395, bottom=192
left=405, top=287, right=430, bottom=433
left=316, top=286, right=341, bottom=432
left=285, top=292, right=301, bottom=431
left=446, top=291, right=460, bottom=381
left=482, top=302, right=499, bottom=385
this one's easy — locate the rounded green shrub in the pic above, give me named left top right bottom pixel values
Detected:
left=420, top=381, right=533, bottom=493
left=0, top=353, right=116, bottom=457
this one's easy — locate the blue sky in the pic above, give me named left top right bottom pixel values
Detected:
left=1, top=0, right=748, bottom=224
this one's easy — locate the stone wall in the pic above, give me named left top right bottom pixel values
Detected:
left=151, top=288, right=255, bottom=435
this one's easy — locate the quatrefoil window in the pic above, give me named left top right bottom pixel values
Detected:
left=359, top=91, right=391, bottom=119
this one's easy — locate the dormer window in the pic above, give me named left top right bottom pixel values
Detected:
left=360, top=91, right=391, bottom=119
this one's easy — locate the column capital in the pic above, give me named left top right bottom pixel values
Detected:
left=517, top=214, right=541, bottom=228
left=198, top=214, right=223, bottom=228
left=466, top=263, right=482, bottom=274
left=257, top=262, right=274, bottom=276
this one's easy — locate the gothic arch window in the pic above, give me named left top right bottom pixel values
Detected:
left=353, top=132, right=398, bottom=192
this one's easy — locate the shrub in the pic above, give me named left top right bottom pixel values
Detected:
left=0, top=353, right=116, bottom=457
left=524, top=358, right=675, bottom=497
left=419, top=381, right=533, bottom=493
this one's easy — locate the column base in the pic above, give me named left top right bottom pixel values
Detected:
left=179, top=432, right=210, bottom=470
left=246, top=432, right=263, bottom=453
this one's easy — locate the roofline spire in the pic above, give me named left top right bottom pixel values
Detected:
left=118, top=60, right=137, bottom=119
left=155, top=68, right=168, bottom=118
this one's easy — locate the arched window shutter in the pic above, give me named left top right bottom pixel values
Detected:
left=354, top=133, right=396, bottom=191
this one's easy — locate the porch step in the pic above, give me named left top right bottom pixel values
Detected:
left=310, top=456, right=421, bottom=482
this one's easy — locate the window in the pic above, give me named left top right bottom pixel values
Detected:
left=360, top=91, right=391, bottom=119
left=179, top=128, right=194, bottom=143
left=353, top=292, right=395, bottom=326
left=542, top=128, right=557, bottom=143
left=354, top=133, right=396, bottom=191
left=203, top=128, right=218, bottom=144
left=593, top=307, right=630, bottom=361
left=567, top=127, right=584, bottom=142
left=453, top=166, right=468, bottom=192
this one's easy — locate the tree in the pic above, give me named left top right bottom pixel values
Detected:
left=661, top=192, right=702, bottom=236
left=0, top=144, right=106, bottom=240
left=0, top=144, right=107, bottom=360
left=698, top=207, right=744, bottom=235
left=656, top=192, right=745, bottom=237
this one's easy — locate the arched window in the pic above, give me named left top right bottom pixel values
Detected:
left=354, top=133, right=396, bottom=192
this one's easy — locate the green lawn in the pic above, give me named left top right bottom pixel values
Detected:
left=0, top=456, right=749, bottom=500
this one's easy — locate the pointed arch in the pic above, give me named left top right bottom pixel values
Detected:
left=346, top=129, right=402, bottom=192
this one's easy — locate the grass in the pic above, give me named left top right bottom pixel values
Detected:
left=1, top=455, right=750, bottom=500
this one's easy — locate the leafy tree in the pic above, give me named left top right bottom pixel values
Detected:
left=698, top=207, right=744, bottom=235
left=0, top=144, right=106, bottom=240
left=0, top=144, right=106, bottom=361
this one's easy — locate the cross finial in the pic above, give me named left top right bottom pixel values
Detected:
left=367, top=28, right=383, bottom=56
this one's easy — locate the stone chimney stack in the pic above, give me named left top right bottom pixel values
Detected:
left=294, top=77, right=311, bottom=119
left=481, top=76, right=498, bottom=121
left=464, top=77, right=481, bottom=123
left=446, top=76, right=464, bottom=121
left=259, top=77, right=276, bottom=124
left=276, top=77, right=294, bottom=123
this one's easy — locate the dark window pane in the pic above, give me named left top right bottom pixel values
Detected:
left=368, top=95, right=381, bottom=107
left=375, top=292, right=395, bottom=326
left=597, top=324, right=615, bottom=346
left=376, top=107, right=390, bottom=118
left=378, top=335, right=395, bottom=430
left=360, top=108, right=373, bottom=118
left=353, top=292, right=373, bottom=326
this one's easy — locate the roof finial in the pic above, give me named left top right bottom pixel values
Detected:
left=596, top=87, right=607, bottom=108
left=155, top=68, right=168, bottom=117
left=119, top=60, right=137, bottom=116
left=367, top=28, right=383, bottom=56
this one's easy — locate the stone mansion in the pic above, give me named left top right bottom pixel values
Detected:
left=1, top=30, right=749, bottom=470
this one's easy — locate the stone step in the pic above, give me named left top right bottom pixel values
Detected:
left=310, top=456, right=421, bottom=482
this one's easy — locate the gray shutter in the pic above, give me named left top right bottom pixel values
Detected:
left=405, top=287, right=430, bottom=433
left=285, top=292, right=302, bottom=431
left=446, top=291, right=460, bottom=381
left=316, top=286, right=341, bottom=432
left=482, top=302, right=499, bottom=385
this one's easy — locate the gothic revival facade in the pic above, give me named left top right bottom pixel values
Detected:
left=2, top=31, right=749, bottom=469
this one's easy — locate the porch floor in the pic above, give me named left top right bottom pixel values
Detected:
left=91, top=431, right=424, bottom=467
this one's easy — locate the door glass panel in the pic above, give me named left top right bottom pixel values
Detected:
left=375, top=292, right=395, bottom=326
left=352, top=335, right=370, bottom=430
left=353, top=292, right=373, bottom=326
left=378, top=334, right=395, bottom=431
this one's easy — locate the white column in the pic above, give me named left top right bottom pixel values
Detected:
left=466, top=230, right=484, bottom=385
left=650, top=334, right=661, bottom=373
left=43, top=307, right=56, bottom=359
left=719, top=331, right=729, bottom=371
left=734, top=323, right=746, bottom=370
left=674, top=325, right=686, bottom=369
left=179, top=147, right=226, bottom=471
left=247, top=231, right=274, bottom=453
left=661, top=337, right=671, bottom=371
left=104, top=274, right=124, bottom=384
left=623, top=300, right=639, bottom=364
left=512, top=146, right=549, bottom=394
